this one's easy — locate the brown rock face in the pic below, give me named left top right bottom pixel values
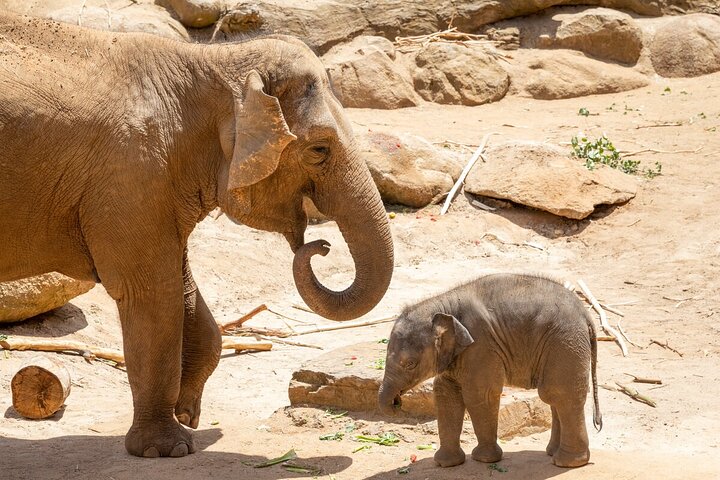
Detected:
left=358, top=131, right=464, bottom=207
left=514, top=49, right=648, bottom=100
left=0, top=273, right=94, bottom=323
left=323, top=36, right=420, bottom=109
left=288, top=341, right=551, bottom=439
left=650, top=14, right=720, bottom=78
left=412, top=43, right=510, bottom=106
left=464, top=141, right=638, bottom=220
left=551, top=8, right=643, bottom=64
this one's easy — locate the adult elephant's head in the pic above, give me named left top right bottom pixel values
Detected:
left=213, top=36, right=394, bottom=321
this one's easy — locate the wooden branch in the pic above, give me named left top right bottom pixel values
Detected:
left=218, top=304, right=268, bottom=333
left=634, top=122, right=683, bottom=129
left=290, top=316, right=396, bottom=336
left=257, top=336, right=323, bottom=350
left=221, top=336, right=272, bottom=352
left=0, top=336, right=125, bottom=365
left=576, top=279, right=628, bottom=357
left=600, top=302, right=625, bottom=317
left=615, top=382, right=657, bottom=407
left=649, top=339, right=684, bottom=357
left=440, top=132, right=498, bottom=215
left=617, top=321, right=643, bottom=349
left=623, top=373, right=662, bottom=385
left=622, top=146, right=703, bottom=157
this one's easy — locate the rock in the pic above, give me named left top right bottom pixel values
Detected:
left=165, top=0, right=222, bottom=29
left=465, top=141, right=638, bottom=220
left=323, top=36, right=420, bottom=109
left=412, top=43, right=510, bottom=106
left=650, top=14, right=720, bottom=78
left=512, top=49, right=648, bottom=99
left=358, top=131, right=464, bottom=207
left=0, top=273, right=94, bottom=323
left=548, top=8, right=643, bottom=64
left=288, top=341, right=551, bottom=439
left=47, top=3, right=189, bottom=41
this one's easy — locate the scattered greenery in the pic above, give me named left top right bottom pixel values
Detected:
left=282, top=463, right=321, bottom=475
left=355, top=433, right=400, bottom=446
left=397, top=466, right=411, bottom=474
left=488, top=463, right=508, bottom=473
left=571, top=134, right=662, bottom=178
left=0, top=334, right=7, bottom=342
left=319, top=432, right=344, bottom=441
left=352, top=444, right=372, bottom=453
left=698, top=112, right=707, bottom=119
left=324, top=408, right=348, bottom=419
left=252, top=449, right=297, bottom=468
left=417, top=444, right=436, bottom=450
left=344, top=423, right=357, bottom=433
left=371, top=358, right=386, bottom=370
left=578, top=107, right=590, bottom=117
left=378, top=338, right=389, bottom=344
left=663, top=86, right=672, bottom=94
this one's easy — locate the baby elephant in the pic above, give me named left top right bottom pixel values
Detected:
left=378, top=273, right=601, bottom=468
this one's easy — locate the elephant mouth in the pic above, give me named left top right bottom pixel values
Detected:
left=392, top=395, right=402, bottom=410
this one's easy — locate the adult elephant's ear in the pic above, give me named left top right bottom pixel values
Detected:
left=432, top=313, right=474, bottom=374
left=226, top=70, right=297, bottom=191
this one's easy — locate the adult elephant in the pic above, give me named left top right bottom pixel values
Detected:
left=0, top=14, right=393, bottom=457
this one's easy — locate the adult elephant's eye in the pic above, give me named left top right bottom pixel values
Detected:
left=305, top=144, right=329, bottom=165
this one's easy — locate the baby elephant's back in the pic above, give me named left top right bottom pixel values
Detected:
left=468, top=274, right=593, bottom=388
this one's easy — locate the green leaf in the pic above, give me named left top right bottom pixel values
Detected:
left=0, top=334, right=7, bottom=342
left=578, top=107, right=590, bottom=117
left=416, top=444, right=436, bottom=450
left=488, top=463, right=508, bottom=473
left=253, top=449, right=297, bottom=468
left=352, top=445, right=372, bottom=453
left=398, top=466, right=411, bottom=474
left=320, top=432, right=344, bottom=441
left=355, top=433, right=400, bottom=446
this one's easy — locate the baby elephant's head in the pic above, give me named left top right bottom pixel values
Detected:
left=378, top=312, right=474, bottom=416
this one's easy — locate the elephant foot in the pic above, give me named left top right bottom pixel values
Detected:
left=125, top=419, right=196, bottom=458
left=552, top=448, right=589, bottom=468
left=434, top=446, right=466, bottom=467
left=175, top=388, right=202, bottom=429
left=546, top=440, right=559, bottom=456
left=471, top=443, right=503, bottom=463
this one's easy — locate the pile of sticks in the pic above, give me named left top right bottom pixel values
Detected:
left=394, top=27, right=507, bottom=61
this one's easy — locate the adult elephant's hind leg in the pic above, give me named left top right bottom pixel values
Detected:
left=175, top=251, right=222, bottom=429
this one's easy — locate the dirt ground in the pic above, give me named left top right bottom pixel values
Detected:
left=2, top=72, right=720, bottom=480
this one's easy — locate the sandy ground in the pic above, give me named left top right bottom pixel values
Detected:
left=2, top=72, right=720, bottom=480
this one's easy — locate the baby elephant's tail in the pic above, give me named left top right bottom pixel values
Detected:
left=588, top=315, right=603, bottom=432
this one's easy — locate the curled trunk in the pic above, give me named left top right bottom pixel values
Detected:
left=292, top=164, right=394, bottom=321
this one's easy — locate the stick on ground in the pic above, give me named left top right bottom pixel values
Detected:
left=290, top=316, right=396, bottom=336
left=218, top=304, right=268, bottom=333
left=649, top=339, right=684, bottom=357
left=615, top=382, right=657, bottom=407
left=0, top=336, right=125, bottom=365
left=623, top=373, right=662, bottom=385
left=576, top=279, right=629, bottom=357
left=440, top=132, right=498, bottom=215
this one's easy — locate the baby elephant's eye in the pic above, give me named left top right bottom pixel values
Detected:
left=404, top=361, right=417, bottom=370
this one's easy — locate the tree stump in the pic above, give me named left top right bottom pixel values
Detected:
left=11, top=356, right=71, bottom=419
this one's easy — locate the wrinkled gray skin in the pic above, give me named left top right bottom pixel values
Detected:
left=0, top=14, right=393, bottom=457
left=379, top=274, right=601, bottom=469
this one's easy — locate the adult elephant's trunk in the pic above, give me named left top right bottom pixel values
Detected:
left=292, top=163, right=394, bottom=321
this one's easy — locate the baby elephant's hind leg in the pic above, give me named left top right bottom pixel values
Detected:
left=539, top=364, right=590, bottom=466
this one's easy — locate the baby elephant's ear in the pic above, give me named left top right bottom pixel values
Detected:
left=227, top=70, right=297, bottom=190
left=432, top=313, right=474, bottom=374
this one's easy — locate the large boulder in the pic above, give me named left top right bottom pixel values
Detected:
left=511, top=49, right=649, bottom=99
left=0, top=273, right=94, bottom=323
left=0, top=1, right=189, bottom=41
left=359, top=131, right=464, bottom=208
left=49, top=4, right=190, bottom=41
left=545, top=8, right=643, bottom=64
left=164, top=0, right=222, bottom=29
left=412, top=43, right=510, bottom=106
left=465, top=141, right=638, bottom=220
left=650, top=14, right=720, bottom=78
left=323, top=36, right=420, bottom=109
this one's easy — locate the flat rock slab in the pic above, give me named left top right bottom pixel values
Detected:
left=289, top=341, right=551, bottom=440
left=465, top=141, right=638, bottom=219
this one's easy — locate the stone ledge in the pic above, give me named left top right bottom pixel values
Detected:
left=289, top=341, right=551, bottom=440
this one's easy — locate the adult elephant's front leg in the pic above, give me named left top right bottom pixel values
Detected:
left=175, top=250, right=222, bottom=429
left=117, top=277, right=194, bottom=457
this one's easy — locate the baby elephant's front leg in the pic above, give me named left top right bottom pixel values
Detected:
left=433, top=375, right=467, bottom=467
left=464, top=384, right=503, bottom=463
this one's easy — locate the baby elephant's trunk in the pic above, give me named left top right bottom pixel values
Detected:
left=377, top=383, right=402, bottom=416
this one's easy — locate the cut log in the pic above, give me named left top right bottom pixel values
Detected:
left=11, top=356, right=71, bottom=419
